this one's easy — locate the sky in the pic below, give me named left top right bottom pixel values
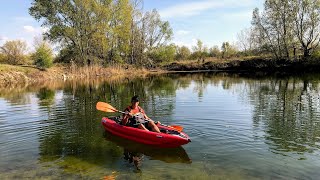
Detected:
left=0, top=0, right=263, bottom=50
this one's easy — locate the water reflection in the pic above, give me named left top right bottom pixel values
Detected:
left=1, top=72, right=320, bottom=179
left=104, top=132, right=191, bottom=172
left=248, top=77, right=320, bottom=155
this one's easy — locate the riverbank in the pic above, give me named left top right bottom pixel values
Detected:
left=0, top=64, right=155, bottom=87
left=163, top=57, right=320, bottom=74
left=1, top=57, right=320, bottom=87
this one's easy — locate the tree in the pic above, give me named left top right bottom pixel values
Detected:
left=209, top=45, right=221, bottom=58
left=0, top=40, right=28, bottom=65
left=176, top=46, right=191, bottom=60
left=237, top=27, right=256, bottom=55
left=143, top=9, right=173, bottom=51
left=29, top=0, right=173, bottom=66
left=251, top=0, right=294, bottom=60
left=251, top=0, right=320, bottom=59
left=292, top=0, right=320, bottom=57
left=221, top=42, right=238, bottom=58
left=107, top=0, right=133, bottom=64
left=29, top=0, right=113, bottom=65
left=129, top=8, right=173, bottom=65
left=32, top=41, right=54, bottom=69
left=192, top=39, right=206, bottom=61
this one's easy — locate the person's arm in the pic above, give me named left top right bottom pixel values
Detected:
left=140, top=108, right=153, bottom=121
left=141, top=108, right=161, bottom=124
left=121, top=109, right=131, bottom=125
left=121, top=115, right=129, bottom=125
left=143, top=113, right=153, bottom=121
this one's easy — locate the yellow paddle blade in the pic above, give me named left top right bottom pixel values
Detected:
left=96, top=102, right=118, bottom=113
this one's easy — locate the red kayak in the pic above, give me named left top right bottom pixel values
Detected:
left=101, top=117, right=191, bottom=148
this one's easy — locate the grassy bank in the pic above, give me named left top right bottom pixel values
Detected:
left=2, top=57, right=319, bottom=87
left=0, top=64, right=154, bottom=87
left=163, top=57, right=320, bottom=74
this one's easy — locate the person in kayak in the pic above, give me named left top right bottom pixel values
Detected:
left=121, top=95, right=161, bottom=133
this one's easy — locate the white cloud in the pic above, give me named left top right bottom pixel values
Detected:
left=23, top=25, right=49, bottom=34
left=159, top=0, right=254, bottom=18
left=0, top=35, right=9, bottom=46
left=24, top=25, right=36, bottom=33
left=0, top=35, right=8, bottom=41
left=176, top=30, right=190, bottom=36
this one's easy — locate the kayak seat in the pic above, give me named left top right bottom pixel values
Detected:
left=108, top=116, right=122, bottom=124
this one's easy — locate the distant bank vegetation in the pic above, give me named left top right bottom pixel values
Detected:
left=1, top=0, right=320, bottom=71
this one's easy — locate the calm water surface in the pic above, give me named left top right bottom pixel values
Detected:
left=1, top=73, right=320, bottom=179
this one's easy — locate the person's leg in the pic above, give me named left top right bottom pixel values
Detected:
left=138, top=124, right=149, bottom=131
left=148, top=121, right=160, bottom=133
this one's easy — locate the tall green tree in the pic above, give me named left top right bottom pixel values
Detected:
left=129, top=8, right=173, bottom=66
left=251, top=0, right=294, bottom=60
left=107, top=0, right=133, bottom=64
left=143, top=9, right=173, bottom=51
left=29, top=0, right=113, bottom=65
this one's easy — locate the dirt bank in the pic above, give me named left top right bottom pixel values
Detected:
left=163, top=58, right=320, bottom=74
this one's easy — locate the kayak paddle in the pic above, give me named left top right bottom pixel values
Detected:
left=96, top=102, right=184, bottom=132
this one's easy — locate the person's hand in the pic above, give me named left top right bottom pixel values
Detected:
left=125, top=112, right=133, bottom=118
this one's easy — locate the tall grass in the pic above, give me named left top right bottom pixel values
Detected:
left=68, top=63, right=149, bottom=78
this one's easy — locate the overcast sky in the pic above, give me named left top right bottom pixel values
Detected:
left=0, top=0, right=263, bottom=50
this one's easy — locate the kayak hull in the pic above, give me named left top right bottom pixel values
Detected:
left=101, top=117, right=191, bottom=148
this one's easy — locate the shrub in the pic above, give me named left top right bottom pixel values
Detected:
left=32, top=43, right=53, bottom=69
left=149, top=44, right=176, bottom=64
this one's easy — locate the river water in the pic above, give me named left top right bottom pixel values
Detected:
left=1, top=72, right=320, bottom=179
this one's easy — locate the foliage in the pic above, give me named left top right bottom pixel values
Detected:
left=209, top=45, right=221, bottom=58
left=29, top=0, right=173, bottom=66
left=191, top=39, right=207, bottom=61
left=251, top=0, right=320, bottom=59
left=0, top=40, right=28, bottom=65
left=143, top=9, right=173, bottom=51
left=176, top=46, right=191, bottom=60
left=55, top=45, right=77, bottom=63
left=32, top=42, right=54, bottom=69
left=148, top=44, right=176, bottom=64
left=221, top=42, right=238, bottom=59
left=310, top=49, right=320, bottom=60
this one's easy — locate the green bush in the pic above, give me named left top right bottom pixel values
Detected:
left=149, top=44, right=176, bottom=64
left=311, top=50, right=320, bottom=60
left=32, top=43, right=53, bottom=69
